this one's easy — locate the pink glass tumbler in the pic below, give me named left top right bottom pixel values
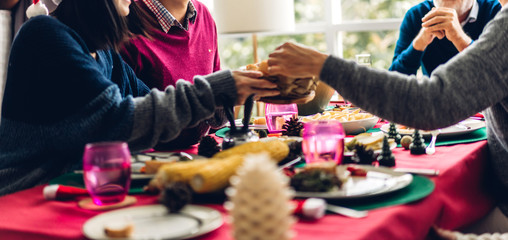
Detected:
left=83, top=142, right=131, bottom=205
left=265, top=103, right=298, bottom=133
left=302, top=120, right=345, bottom=164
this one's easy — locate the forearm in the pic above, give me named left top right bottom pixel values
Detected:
left=128, top=70, right=236, bottom=151
left=319, top=42, right=505, bottom=130
left=206, top=108, right=227, bottom=129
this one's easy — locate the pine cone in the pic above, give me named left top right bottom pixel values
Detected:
left=198, top=135, right=221, bottom=157
left=353, top=144, right=376, bottom=165
left=282, top=116, right=303, bottom=136
left=158, top=182, right=192, bottom=213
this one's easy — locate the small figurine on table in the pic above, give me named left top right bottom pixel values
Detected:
left=410, top=129, right=426, bottom=155
left=378, top=136, right=396, bottom=167
left=387, top=123, right=402, bottom=144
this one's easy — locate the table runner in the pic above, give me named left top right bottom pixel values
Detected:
left=0, top=141, right=494, bottom=240
left=49, top=172, right=435, bottom=212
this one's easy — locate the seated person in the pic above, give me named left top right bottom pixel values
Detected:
left=266, top=0, right=508, bottom=234
left=0, top=0, right=278, bottom=195
left=120, top=0, right=224, bottom=150
left=389, top=0, right=501, bottom=76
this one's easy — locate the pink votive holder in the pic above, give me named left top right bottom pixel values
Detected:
left=83, top=142, right=131, bottom=206
left=265, top=103, right=298, bottom=133
left=302, top=120, right=345, bottom=164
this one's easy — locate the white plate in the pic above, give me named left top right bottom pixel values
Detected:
left=83, top=204, right=223, bottom=240
left=130, top=153, right=203, bottom=180
left=343, top=134, right=397, bottom=157
left=225, top=119, right=267, bottom=129
left=379, top=118, right=486, bottom=137
left=294, top=165, right=413, bottom=200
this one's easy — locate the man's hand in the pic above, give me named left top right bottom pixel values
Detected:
left=231, top=71, right=279, bottom=105
left=422, top=7, right=472, bottom=51
left=413, top=27, right=444, bottom=51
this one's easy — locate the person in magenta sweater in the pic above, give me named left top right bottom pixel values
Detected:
left=120, top=0, right=224, bottom=150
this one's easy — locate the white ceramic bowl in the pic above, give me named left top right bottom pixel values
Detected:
left=340, top=116, right=380, bottom=135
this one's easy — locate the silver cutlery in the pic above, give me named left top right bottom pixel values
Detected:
left=394, top=168, right=440, bottom=176
left=455, top=122, right=471, bottom=130
left=325, top=203, right=368, bottom=218
left=278, top=156, right=302, bottom=171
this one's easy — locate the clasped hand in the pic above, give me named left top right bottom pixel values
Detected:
left=414, top=7, right=471, bottom=52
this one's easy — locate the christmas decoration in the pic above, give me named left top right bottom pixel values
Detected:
left=410, top=129, right=426, bottom=155
left=225, top=153, right=294, bottom=240
left=400, top=135, right=413, bottom=150
left=282, top=116, right=303, bottom=137
left=26, top=0, right=49, bottom=18
left=43, top=184, right=89, bottom=200
left=378, top=136, right=396, bottom=167
left=352, top=144, right=376, bottom=165
left=254, top=129, right=268, bottom=138
left=198, top=135, right=221, bottom=157
left=387, top=123, right=402, bottom=144
left=159, top=182, right=192, bottom=213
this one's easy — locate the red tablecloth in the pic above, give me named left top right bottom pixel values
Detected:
left=0, top=140, right=494, bottom=240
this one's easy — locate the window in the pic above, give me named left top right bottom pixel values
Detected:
left=204, top=0, right=420, bottom=70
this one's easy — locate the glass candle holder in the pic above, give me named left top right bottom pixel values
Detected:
left=302, top=120, right=345, bottom=164
left=265, top=103, right=298, bottom=133
left=83, top=142, right=131, bottom=205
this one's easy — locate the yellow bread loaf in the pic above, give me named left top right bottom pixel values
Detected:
left=190, top=155, right=245, bottom=193
left=212, top=141, right=289, bottom=162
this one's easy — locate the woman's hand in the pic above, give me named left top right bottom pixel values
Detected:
left=267, top=42, right=329, bottom=78
left=232, top=70, right=279, bottom=105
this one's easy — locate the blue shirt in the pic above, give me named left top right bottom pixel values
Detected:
left=389, top=0, right=501, bottom=76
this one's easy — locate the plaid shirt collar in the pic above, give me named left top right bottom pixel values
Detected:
left=142, top=0, right=197, bottom=32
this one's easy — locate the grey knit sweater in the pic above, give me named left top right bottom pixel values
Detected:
left=0, top=16, right=237, bottom=195
left=320, top=6, right=508, bottom=215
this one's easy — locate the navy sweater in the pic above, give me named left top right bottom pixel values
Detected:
left=389, top=0, right=501, bottom=76
left=0, top=16, right=237, bottom=195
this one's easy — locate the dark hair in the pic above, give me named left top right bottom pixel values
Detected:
left=52, top=0, right=154, bottom=52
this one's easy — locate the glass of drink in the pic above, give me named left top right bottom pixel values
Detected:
left=265, top=103, right=298, bottom=133
left=302, top=120, right=345, bottom=164
left=355, top=54, right=372, bottom=67
left=83, top=142, right=131, bottom=205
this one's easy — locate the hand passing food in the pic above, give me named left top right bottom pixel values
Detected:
left=267, top=42, right=328, bottom=79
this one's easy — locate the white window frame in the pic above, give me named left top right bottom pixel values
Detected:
left=210, top=0, right=403, bottom=58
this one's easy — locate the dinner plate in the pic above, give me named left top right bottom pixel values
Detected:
left=83, top=204, right=223, bottom=240
left=294, top=165, right=413, bottom=200
left=379, top=118, right=486, bottom=137
left=343, top=134, right=397, bottom=157
left=130, top=153, right=203, bottom=180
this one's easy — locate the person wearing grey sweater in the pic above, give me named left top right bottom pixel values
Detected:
left=268, top=2, right=508, bottom=238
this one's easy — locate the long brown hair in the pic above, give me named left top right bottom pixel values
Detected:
left=52, top=0, right=154, bottom=52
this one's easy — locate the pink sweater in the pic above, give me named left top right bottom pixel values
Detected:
left=120, top=0, right=221, bottom=90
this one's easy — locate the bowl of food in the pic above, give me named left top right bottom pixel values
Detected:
left=340, top=116, right=380, bottom=135
left=301, top=108, right=379, bottom=135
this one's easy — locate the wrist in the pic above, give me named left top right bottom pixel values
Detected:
left=412, top=39, right=427, bottom=52
left=311, top=52, right=329, bottom=77
left=452, top=34, right=472, bottom=52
